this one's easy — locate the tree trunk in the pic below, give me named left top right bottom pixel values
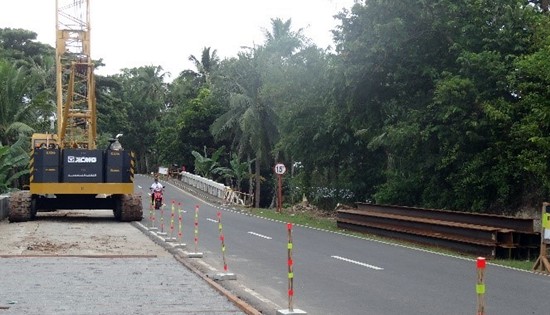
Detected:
left=248, top=154, right=254, bottom=198
left=269, top=186, right=276, bottom=209
left=139, top=149, right=150, bottom=174
left=254, top=153, right=261, bottom=208
left=144, top=153, right=149, bottom=174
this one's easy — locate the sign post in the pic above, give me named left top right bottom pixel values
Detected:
left=533, top=202, right=550, bottom=273
left=274, top=163, right=286, bottom=213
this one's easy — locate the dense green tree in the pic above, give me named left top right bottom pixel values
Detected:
left=0, top=28, right=55, bottom=67
left=499, top=17, right=550, bottom=207
left=416, top=1, right=543, bottom=211
left=157, top=47, right=225, bottom=171
left=175, top=87, right=222, bottom=167
left=332, top=0, right=548, bottom=212
left=95, top=75, right=130, bottom=147
left=108, top=66, right=168, bottom=173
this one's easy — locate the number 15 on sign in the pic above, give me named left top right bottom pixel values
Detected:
left=275, top=163, right=286, bottom=175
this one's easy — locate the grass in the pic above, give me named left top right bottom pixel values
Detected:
left=491, top=259, right=536, bottom=270
left=246, top=207, right=339, bottom=231
left=242, top=206, right=539, bottom=272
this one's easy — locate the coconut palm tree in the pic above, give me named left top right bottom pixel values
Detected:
left=211, top=47, right=279, bottom=208
left=188, top=47, right=220, bottom=87
left=0, top=59, right=42, bottom=145
left=263, top=18, right=304, bottom=58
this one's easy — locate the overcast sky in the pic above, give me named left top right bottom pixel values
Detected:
left=0, top=0, right=356, bottom=78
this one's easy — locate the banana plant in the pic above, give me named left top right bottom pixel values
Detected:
left=191, top=146, right=225, bottom=179
left=0, top=137, right=30, bottom=193
left=212, top=153, right=254, bottom=192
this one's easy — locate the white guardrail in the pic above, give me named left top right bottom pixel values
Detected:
left=180, top=171, right=227, bottom=199
left=179, top=172, right=248, bottom=206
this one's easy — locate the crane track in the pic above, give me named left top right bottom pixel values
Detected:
left=8, top=191, right=32, bottom=222
left=120, top=193, right=143, bottom=221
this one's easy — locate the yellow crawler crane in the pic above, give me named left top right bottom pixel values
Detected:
left=8, top=0, right=143, bottom=222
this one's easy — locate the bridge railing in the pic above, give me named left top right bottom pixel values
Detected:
left=179, top=171, right=227, bottom=199
left=167, top=172, right=250, bottom=206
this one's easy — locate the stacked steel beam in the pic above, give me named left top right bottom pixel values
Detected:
left=336, top=203, right=540, bottom=259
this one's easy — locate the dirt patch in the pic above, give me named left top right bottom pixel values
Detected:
left=0, top=210, right=170, bottom=257
left=25, top=240, right=78, bottom=252
left=283, top=199, right=345, bottom=221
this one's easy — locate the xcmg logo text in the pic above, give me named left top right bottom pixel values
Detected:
left=67, top=156, right=97, bottom=163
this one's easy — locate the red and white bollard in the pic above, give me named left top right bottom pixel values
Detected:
left=476, top=257, right=486, bottom=315
left=174, top=202, right=186, bottom=249
left=213, top=211, right=236, bottom=281
left=148, top=193, right=158, bottom=232
left=187, top=205, right=203, bottom=258
left=277, top=223, right=306, bottom=315
left=166, top=200, right=177, bottom=242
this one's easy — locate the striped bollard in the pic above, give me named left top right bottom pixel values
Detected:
left=174, top=202, right=186, bottom=248
left=148, top=195, right=158, bottom=231
left=157, top=203, right=167, bottom=236
left=277, top=223, right=306, bottom=315
left=187, top=205, right=203, bottom=258
left=166, top=200, right=176, bottom=242
left=148, top=197, right=153, bottom=226
left=213, top=211, right=236, bottom=281
left=476, top=257, right=486, bottom=315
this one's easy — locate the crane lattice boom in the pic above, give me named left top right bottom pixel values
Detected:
left=56, top=0, right=96, bottom=149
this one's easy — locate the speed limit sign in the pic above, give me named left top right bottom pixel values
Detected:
left=274, top=163, right=286, bottom=175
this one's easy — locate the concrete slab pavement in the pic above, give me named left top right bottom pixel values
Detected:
left=0, top=210, right=250, bottom=315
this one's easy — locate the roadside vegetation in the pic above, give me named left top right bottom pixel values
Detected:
left=3, top=2, right=550, bottom=220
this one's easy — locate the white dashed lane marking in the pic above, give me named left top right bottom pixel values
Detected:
left=331, top=255, right=384, bottom=270
left=247, top=232, right=272, bottom=240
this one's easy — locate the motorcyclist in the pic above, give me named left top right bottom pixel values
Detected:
left=150, top=176, right=164, bottom=205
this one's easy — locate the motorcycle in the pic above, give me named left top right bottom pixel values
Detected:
left=152, top=190, right=164, bottom=209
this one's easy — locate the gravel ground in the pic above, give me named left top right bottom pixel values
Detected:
left=0, top=210, right=245, bottom=315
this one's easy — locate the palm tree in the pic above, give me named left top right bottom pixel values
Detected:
left=263, top=18, right=304, bottom=58
left=211, top=48, right=279, bottom=208
left=210, top=19, right=306, bottom=207
left=0, top=59, right=41, bottom=145
left=188, top=47, right=220, bottom=87
left=135, top=65, right=169, bottom=104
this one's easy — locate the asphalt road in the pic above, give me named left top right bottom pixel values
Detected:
left=136, top=175, right=550, bottom=315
